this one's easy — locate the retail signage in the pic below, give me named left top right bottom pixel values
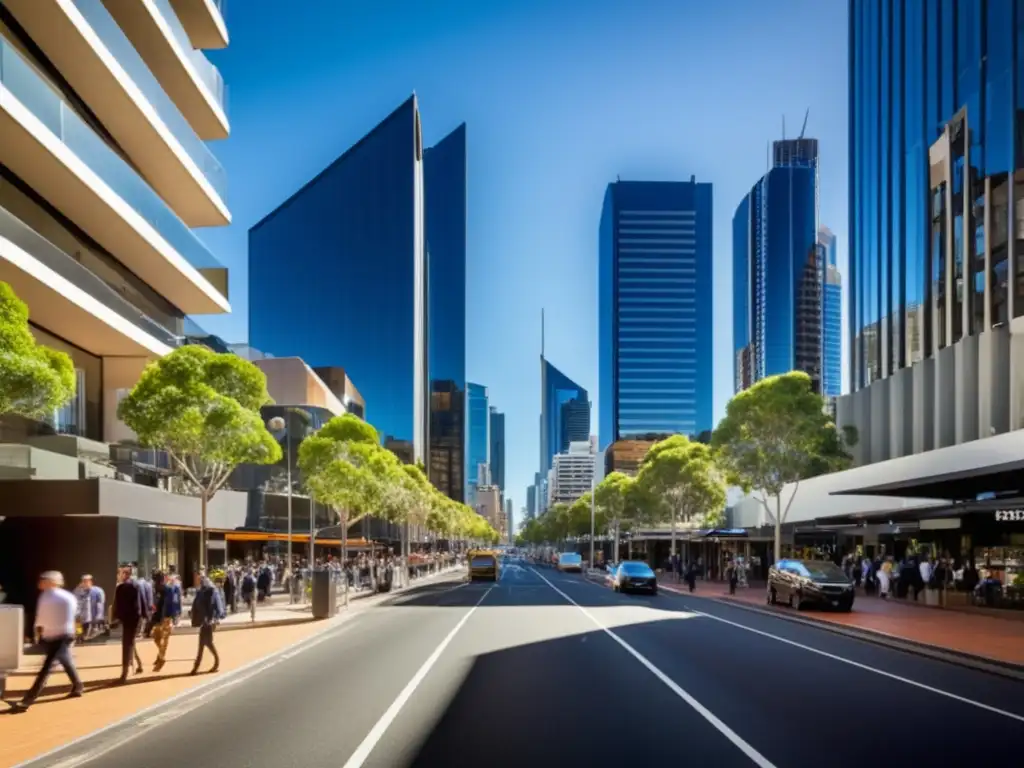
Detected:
left=994, top=509, right=1024, bottom=522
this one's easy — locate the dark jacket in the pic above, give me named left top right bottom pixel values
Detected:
left=153, top=583, right=182, bottom=621
left=113, top=579, right=150, bottom=624
left=191, top=583, right=226, bottom=627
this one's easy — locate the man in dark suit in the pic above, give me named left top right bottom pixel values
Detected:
left=113, top=565, right=150, bottom=682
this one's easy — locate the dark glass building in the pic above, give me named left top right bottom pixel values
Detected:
left=424, top=123, right=467, bottom=501
left=248, top=95, right=428, bottom=461
left=819, top=227, right=842, bottom=399
left=540, top=359, right=589, bottom=473
left=489, top=407, right=505, bottom=494
left=733, top=166, right=818, bottom=393
left=599, top=179, right=713, bottom=450
left=466, top=382, right=489, bottom=504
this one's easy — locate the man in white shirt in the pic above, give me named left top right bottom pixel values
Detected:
left=8, top=571, right=84, bottom=712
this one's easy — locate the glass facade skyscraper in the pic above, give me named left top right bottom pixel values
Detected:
left=540, top=359, right=589, bottom=474
left=465, top=382, right=489, bottom=505
left=489, top=407, right=505, bottom=493
left=733, top=166, right=819, bottom=393
left=819, top=227, right=842, bottom=399
left=599, top=179, right=713, bottom=450
left=424, top=123, right=467, bottom=501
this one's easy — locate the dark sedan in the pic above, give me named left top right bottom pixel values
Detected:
left=613, top=561, right=658, bottom=595
left=767, top=559, right=855, bottom=611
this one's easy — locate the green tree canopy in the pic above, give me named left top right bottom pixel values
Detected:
left=117, top=345, right=281, bottom=568
left=0, top=281, right=76, bottom=419
left=595, top=472, right=634, bottom=560
left=711, top=370, right=857, bottom=560
left=637, top=435, right=726, bottom=555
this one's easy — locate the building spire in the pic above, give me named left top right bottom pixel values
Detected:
left=541, top=307, right=545, bottom=360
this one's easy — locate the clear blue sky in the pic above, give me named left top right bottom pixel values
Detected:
left=196, top=0, right=849, bottom=515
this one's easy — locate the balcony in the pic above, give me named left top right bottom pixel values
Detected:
left=0, top=37, right=230, bottom=314
left=169, top=0, right=228, bottom=51
left=102, top=0, right=229, bottom=140
left=0, top=203, right=178, bottom=357
left=3, top=0, right=229, bottom=226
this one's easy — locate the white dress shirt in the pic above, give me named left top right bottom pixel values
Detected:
left=36, top=587, right=77, bottom=641
left=919, top=560, right=933, bottom=585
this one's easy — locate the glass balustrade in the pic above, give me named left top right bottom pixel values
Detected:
left=0, top=38, right=226, bottom=279
left=152, top=0, right=227, bottom=110
left=72, top=0, right=226, bottom=199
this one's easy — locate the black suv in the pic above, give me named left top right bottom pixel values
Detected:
left=767, top=559, right=855, bottom=612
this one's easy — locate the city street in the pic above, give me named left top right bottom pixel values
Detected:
left=24, top=560, right=1024, bottom=768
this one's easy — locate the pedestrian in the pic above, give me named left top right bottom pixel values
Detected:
left=728, top=560, right=739, bottom=595
left=74, top=574, right=105, bottom=642
left=190, top=573, right=224, bottom=675
left=685, top=562, right=697, bottom=593
left=223, top=566, right=237, bottom=613
left=113, top=565, right=149, bottom=682
left=8, top=571, right=83, bottom=712
left=150, top=571, right=181, bottom=672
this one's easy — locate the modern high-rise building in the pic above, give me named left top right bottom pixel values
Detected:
left=599, top=178, right=713, bottom=449
left=504, top=497, right=513, bottom=543
left=424, top=123, right=467, bottom=502
left=489, top=407, right=505, bottom=494
left=0, top=0, right=233, bottom=606
left=844, top=0, right=1024, bottom=460
left=540, top=358, right=589, bottom=475
left=819, top=227, right=841, bottom=400
left=465, top=382, right=489, bottom=505
left=549, top=440, right=597, bottom=506
left=249, top=96, right=428, bottom=462
left=733, top=165, right=818, bottom=393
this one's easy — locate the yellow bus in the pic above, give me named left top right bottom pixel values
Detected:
left=468, top=549, right=500, bottom=582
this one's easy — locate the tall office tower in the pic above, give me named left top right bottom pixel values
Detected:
left=598, top=178, right=713, bottom=450
left=0, top=0, right=231, bottom=595
left=540, top=359, right=589, bottom=475
left=505, top=498, right=513, bottom=543
left=249, top=96, right=428, bottom=463
left=818, top=227, right=841, bottom=400
left=733, top=163, right=818, bottom=393
left=549, top=441, right=597, bottom=506
left=424, top=124, right=467, bottom=502
left=846, top=0, right=1024, bottom=459
left=525, top=485, right=536, bottom=519
left=489, top=407, right=505, bottom=494
left=0, top=1, right=231, bottom=438
left=465, top=382, right=489, bottom=505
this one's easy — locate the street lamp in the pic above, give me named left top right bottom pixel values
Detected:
left=267, top=414, right=294, bottom=602
left=589, top=463, right=596, bottom=569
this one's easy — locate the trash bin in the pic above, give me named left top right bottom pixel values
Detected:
left=310, top=569, right=337, bottom=619
left=0, top=605, right=24, bottom=698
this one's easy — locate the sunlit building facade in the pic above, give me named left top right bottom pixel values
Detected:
left=540, top=359, right=589, bottom=474
left=465, top=382, right=489, bottom=505
left=819, top=227, right=842, bottom=400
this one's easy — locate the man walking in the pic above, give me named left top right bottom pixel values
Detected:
left=113, top=566, right=149, bottom=682
left=190, top=573, right=224, bottom=675
left=9, top=571, right=83, bottom=712
left=150, top=571, right=181, bottom=672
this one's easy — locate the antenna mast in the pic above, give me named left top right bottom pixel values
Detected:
left=541, top=308, right=545, bottom=360
left=799, top=108, right=809, bottom=139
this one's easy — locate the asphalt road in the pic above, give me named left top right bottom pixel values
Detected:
left=34, top=560, right=1024, bottom=768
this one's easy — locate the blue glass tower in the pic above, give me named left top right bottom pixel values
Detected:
left=465, top=382, right=489, bottom=505
left=425, top=123, right=467, bottom=501
left=819, top=227, right=841, bottom=398
left=540, top=359, right=589, bottom=474
left=733, top=166, right=818, bottom=393
left=489, top=407, right=505, bottom=494
left=599, top=179, right=713, bottom=450
left=249, top=95, right=447, bottom=468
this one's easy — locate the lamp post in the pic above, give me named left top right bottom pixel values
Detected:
left=589, top=461, right=596, bottom=570
left=267, top=414, right=293, bottom=602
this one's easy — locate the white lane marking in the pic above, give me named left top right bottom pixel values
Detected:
left=529, top=568, right=775, bottom=768
left=683, top=604, right=1024, bottom=724
left=341, top=586, right=494, bottom=768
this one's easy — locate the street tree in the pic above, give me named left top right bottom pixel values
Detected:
left=0, top=281, right=76, bottom=420
left=118, top=345, right=281, bottom=569
left=712, top=370, right=857, bottom=562
left=595, top=472, right=634, bottom=562
left=637, top=435, right=726, bottom=559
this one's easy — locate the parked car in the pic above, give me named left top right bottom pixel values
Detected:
left=557, top=552, right=583, bottom=573
left=613, top=560, right=658, bottom=595
left=767, top=559, right=854, bottom=611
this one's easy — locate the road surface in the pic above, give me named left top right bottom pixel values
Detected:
left=26, top=560, right=1024, bottom=767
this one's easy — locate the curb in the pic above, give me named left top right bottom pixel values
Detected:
left=11, top=567, right=468, bottom=768
left=656, top=583, right=1024, bottom=682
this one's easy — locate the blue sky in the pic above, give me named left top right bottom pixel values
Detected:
left=196, top=0, right=849, bottom=515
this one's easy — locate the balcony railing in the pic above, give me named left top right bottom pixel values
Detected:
left=0, top=204, right=182, bottom=348
left=72, top=0, right=226, bottom=199
left=0, top=37, right=226, bottom=273
left=152, top=0, right=227, bottom=110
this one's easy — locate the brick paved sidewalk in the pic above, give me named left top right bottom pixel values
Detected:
left=656, top=575, right=1024, bottom=667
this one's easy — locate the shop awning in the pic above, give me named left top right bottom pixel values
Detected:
left=224, top=532, right=372, bottom=547
left=829, top=457, right=1024, bottom=502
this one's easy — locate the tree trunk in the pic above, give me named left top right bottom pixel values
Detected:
left=670, top=510, right=677, bottom=558
left=773, top=494, right=783, bottom=564
left=341, top=509, right=349, bottom=607
left=199, top=492, right=208, bottom=573
left=612, top=520, right=620, bottom=563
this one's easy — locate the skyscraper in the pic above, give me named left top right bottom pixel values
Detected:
left=733, top=165, right=818, bottom=393
left=846, top=0, right=1023, bottom=456
left=249, top=96, right=428, bottom=462
left=540, top=358, right=589, bottom=475
left=819, top=227, right=841, bottom=399
left=465, top=382, right=489, bottom=505
left=424, top=124, right=467, bottom=501
left=599, top=179, right=713, bottom=450
left=489, top=407, right=505, bottom=494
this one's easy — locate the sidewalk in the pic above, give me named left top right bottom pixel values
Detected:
left=656, top=575, right=1024, bottom=668
left=0, top=566, right=464, bottom=768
